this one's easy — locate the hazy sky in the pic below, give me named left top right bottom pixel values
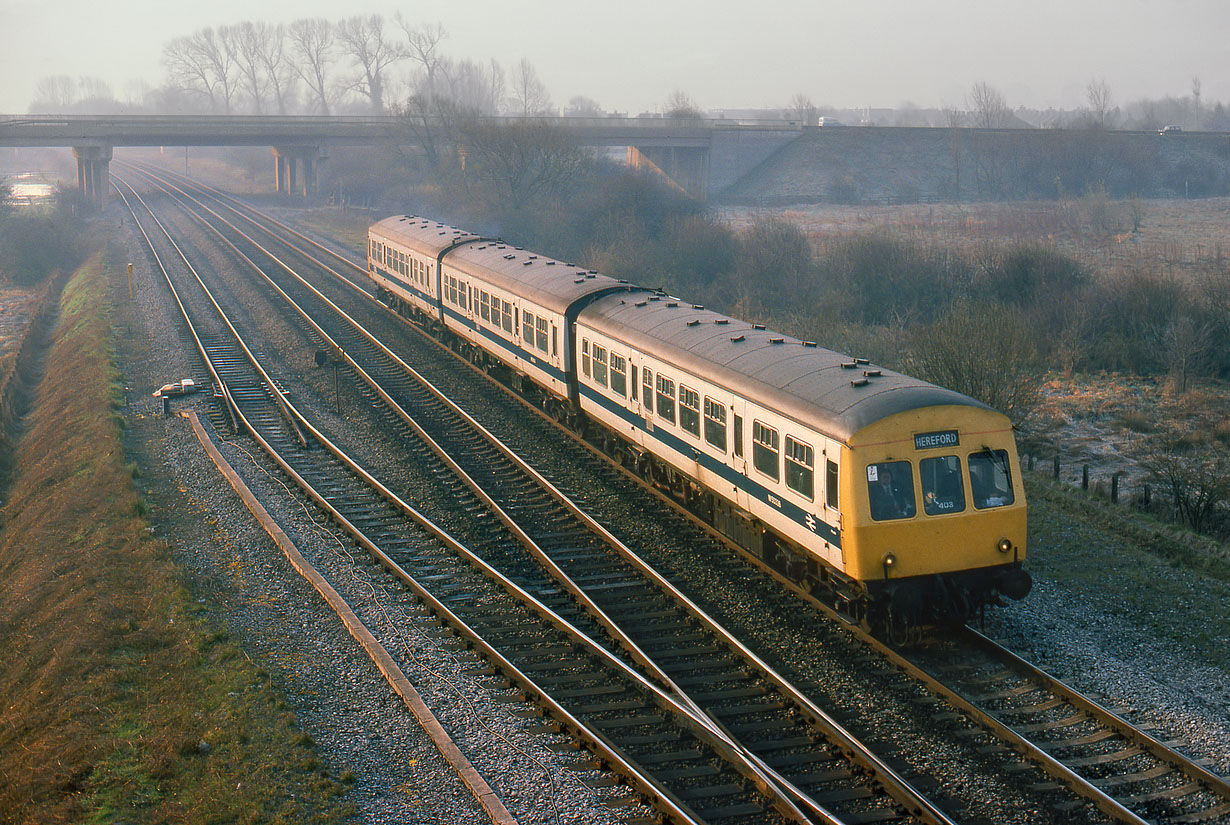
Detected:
left=2, top=0, right=1227, bottom=115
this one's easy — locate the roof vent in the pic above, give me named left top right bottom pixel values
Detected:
left=635, top=300, right=648, bottom=307
left=841, top=361, right=858, bottom=369
left=528, top=255, right=537, bottom=259
left=863, top=369, right=882, bottom=377
left=770, top=337, right=785, bottom=344
left=586, top=273, right=596, bottom=279
left=752, top=323, right=766, bottom=330
left=649, top=296, right=661, bottom=301
left=588, top=270, right=598, bottom=274
left=692, top=304, right=704, bottom=309
left=504, top=254, right=515, bottom=260
left=523, top=260, right=533, bottom=266
left=667, top=302, right=679, bottom=308
left=855, top=357, right=870, bottom=365
left=851, top=378, right=870, bottom=387
left=714, top=319, right=730, bottom=325
left=731, top=334, right=746, bottom=343
left=803, top=341, right=818, bottom=347
left=687, top=319, right=701, bottom=326
left=546, top=261, right=556, bottom=266
left=574, top=278, right=585, bottom=284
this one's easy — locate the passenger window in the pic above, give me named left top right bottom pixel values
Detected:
left=867, top=461, right=916, bottom=521
left=656, top=375, right=675, bottom=423
left=752, top=421, right=780, bottom=481
left=785, top=436, right=814, bottom=499
left=826, top=460, right=839, bottom=509
left=679, top=386, right=700, bottom=437
left=536, top=317, right=549, bottom=351
left=523, top=310, right=535, bottom=343
left=969, top=449, right=1015, bottom=509
left=609, top=353, right=627, bottom=397
left=733, top=413, right=743, bottom=458
left=703, top=397, right=726, bottom=451
left=642, top=368, right=653, bottom=402
left=480, top=291, right=490, bottom=321
left=593, top=345, right=608, bottom=386
left=581, top=339, right=590, bottom=377
left=921, top=455, right=966, bottom=515
left=501, top=300, right=513, bottom=333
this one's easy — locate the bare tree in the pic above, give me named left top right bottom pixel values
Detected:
left=231, top=23, right=271, bottom=113
left=510, top=58, right=552, bottom=116
left=664, top=90, right=703, bottom=119
left=1086, top=77, right=1114, bottom=129
left=967, top=81, right=1011, bottom=129
left=253, top=23, right=295, bottom=115
left=397, top=19, right=448, bottom=104
left=564, top=95, right=604, bottom=118
left=1141, top=447, right=1230, bottom=534
left=30, top=76, right=77, bottom=111
left=455, top=116, right=588, bottom=208
left=289, top=18, right=337, bottom=115
left=337, top=14, right=403, bottom=113
left=789, top=93, right=817, bottom=126
left=163, top=28, right=238, bottom=112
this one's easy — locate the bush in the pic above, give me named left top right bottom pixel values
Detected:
left=904, top=299, right=1045, bottom=426
left=0, top=211, right=86, bottom=287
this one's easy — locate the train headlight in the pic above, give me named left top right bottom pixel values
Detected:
left=997, top=537, right=1013, bottom=554
left=882, top=553, right=896, bottom=577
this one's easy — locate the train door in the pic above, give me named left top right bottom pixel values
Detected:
left=729, top=397, right=750, bottom=511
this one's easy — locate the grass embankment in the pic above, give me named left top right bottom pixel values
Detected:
left=1022, top=474, right=1230, bottom=672
left=0, top=255, right=352, bottom=824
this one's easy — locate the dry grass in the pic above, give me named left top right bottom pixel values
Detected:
left=0, top=255, right=351, bottom=824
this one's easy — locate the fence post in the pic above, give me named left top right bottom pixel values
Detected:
left=1082, top=464, right=1089, bottom=490
left=1111, top=472, right=1120, bottom=503
left=1053, top=455, right=1060, bottom=480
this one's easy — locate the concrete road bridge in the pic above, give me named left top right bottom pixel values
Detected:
left=0, top=114, right=803, bottom=207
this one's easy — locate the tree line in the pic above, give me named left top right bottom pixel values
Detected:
left=29, top=17, right=583, bottom=118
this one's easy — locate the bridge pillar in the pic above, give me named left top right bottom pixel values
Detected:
left=272, top=145, right=327, bottom=197
left=627, top=145, right=710, bottom=200
left=73, top=145, right=113, bottom=209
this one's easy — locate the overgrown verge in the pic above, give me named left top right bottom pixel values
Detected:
left=1021, top=473, right=1230, bottom=670
left=0, top=254, right=351, bottom=824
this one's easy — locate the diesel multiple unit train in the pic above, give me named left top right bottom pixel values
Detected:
left=367, top=214, right=1032, bottom=629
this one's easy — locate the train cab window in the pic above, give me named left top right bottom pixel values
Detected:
left=502, top=300, right=514, bottom=334
left=703, top=397, right=726, bottom=451
left=826, top=460, right=839, bottom=509
left=752, top=421, right=780, bottom=481
left=535, top=318, right=549, bottom=352
left=733, top=413, right=744, bottom=458
left=593, top=345, right=608, bottom=386
left=656, top=375, right=676, bottom=423
left=867, top=461, right=916, bottom=521
left=785, top=437, right=814, bottom=499
left=920, top=455, right=966, bottom=515
left=581, top=339, right=591, bottom=377
left=523, top=310, right=535, bottom=343
left=969, top=449, right=1015, bottom=509
left=679, top=386, right=700, bottom=437
left=609, top=353, right=627, bottom=397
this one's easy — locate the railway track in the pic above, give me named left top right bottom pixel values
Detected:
left=118, top=165, right=1229, bottom=825
left=113, top=175, right=957, bottom=823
